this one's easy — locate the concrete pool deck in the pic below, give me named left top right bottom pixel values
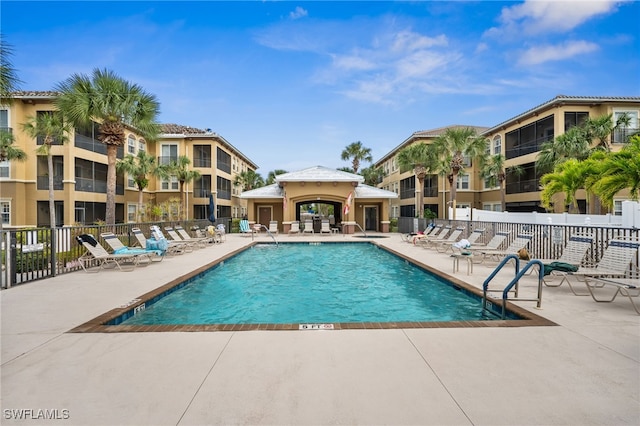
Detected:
left=1, top=233, right=638, bottom=425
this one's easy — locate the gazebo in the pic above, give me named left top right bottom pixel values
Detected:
left=240, top=166, right=398, bottom=234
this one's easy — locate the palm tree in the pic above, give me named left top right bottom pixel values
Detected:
left=360, top=165, right=386, bottom=186
left=266, top=169, right=288, bottom=185
left=21, top=111, right=71, bottom=227
left=591, top=135, right=640, bottom=207
left=0, top=35, right=22, bottom=104
left=536, top=125, right=591, bottom=174
left=0, top=129, right=27, bottom=162
left=396, top=142, right=437, bottom=218
left=432, top=127, right=486, bottom=218
left=54, top=68, right=160, bottom=225
left=479, top=154, right=523, bottom=212
left=168, top=155, right=201, bottom=220
left=116, top=150, right=168, bottom=221
left=233, top=170, right=264, bottom=191
left=540, top=159, right=588, bottom=213
left=341, top=141, right=372, bottom=174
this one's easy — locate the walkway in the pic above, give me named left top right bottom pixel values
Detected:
left=1, top=233, right=638, bottom=425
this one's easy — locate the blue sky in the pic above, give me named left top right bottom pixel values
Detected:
left=3, top=1, right=639, bottom=175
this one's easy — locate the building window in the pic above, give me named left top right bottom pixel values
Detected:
left=194, top=145, right=212, bottom=168
left=613, top=200, right=624, bottom=216
left=483, top=202, right=502, bottom=212
left=0, top=160, right=8, bottom=178
left=456, top=174, right=469, bottom=190
left=217, top=147, right=231, bottom=173
left=400, top=176, right=415, bottom=200
left=217, top=176, right=231, bottom=200
left=613, top=110, right=639, bottom=144
left=127, top=204, right=137, bottom=222
left=493, top=135, right=501, bottom=155
left=159, top=144, right=178, bottom=165
left=505, top=115, right=554, bottom=159
left=193, top=175, right=212, bottom=198
left=161, top=176, right=179, bottom=190
left=564, top=112, right=589, bottom=131
left=138, top=139, right=146, bottom=152
left=1, top=200, right=10, bottom=224
left=127, top=135, right=136, bottom=154
left=127, top=175, right=136, bottom=188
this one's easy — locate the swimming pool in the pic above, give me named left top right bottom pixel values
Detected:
left=88, top=242, right=547, bottom=332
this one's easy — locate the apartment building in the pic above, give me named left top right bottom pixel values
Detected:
left=376, top=96, right=640, bottom=219
left=0, top=91, right=257, bottom=228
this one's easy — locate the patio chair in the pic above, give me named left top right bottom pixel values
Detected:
left=425, top=227, right=464, bottom=251
left=239, top=219, right=256, bottom=236
left=584, top=277, right=640, bottom=315
left=302, top=219, right=314, bottom=234
left=268, top=221, right=279, bottom=235
left=437, top=228, right=486, bottom=254
left=476, top=232, right=535, bottom=263
left=535, top=234, right=594, bottom=283
left=100, top=232, right=164, bottom=262
left=289, top=221, right=300, bottom=236
left=415, top=225, right=450, bottom=247
left=165, top=227, right=203, bottom=250
left=150, top=225, right=191, bottom=254
left=75, top=234, right=147, bottom=272
left=174, top=225, right=212, bottom=247
left=468, top=230, right=511, bottom=251
left=320, top=220, right=332, bottom=235
left=195, top=226, right=222, bottom=244
left=408, top=224, right=441, bottom=244
left=131, top=227, right=173, bottom=255
left=552, top=239, right=640, bottom=295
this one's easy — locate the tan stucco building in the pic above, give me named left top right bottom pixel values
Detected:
left=240, top=166, right=398, bottom=234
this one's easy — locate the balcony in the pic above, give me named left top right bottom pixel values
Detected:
left=193, top=158, right=212, bottom=168
left=612, top=128, right=639, bottom=144
left=158, top=156, right=178, bottom=166
left=75, top=178, right=124, bottom=195
left=506, top=178, right=540, bottom=194
left=37, top=176, right=64, bottom=190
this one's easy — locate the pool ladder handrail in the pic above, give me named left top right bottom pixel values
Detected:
left=482, top=255, right=545, bottom=319
left=256, top=224, right=278, bottom=245
left=354, top=222, right=367, bottom=237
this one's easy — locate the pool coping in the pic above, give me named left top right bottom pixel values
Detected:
left=69, top=241, right=557, bottom=333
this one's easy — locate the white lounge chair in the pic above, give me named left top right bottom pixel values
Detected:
left=584, top=277, right=640, bottom=315
left=174, top=225, right=212, bottom=247
left=477, top=232, right=535, bottom=263
left=165, top=227, right=202, bottom=250
left=289, top=221, right=300, bottom=236
left=268, top=221, right=279, bottom=235
left=76, top=234, right=146, bottom=272
left=320, top=220, right=331, bottom=235
left=425, top=227, right=464, bottom=251
left=100, top=232, right=163, bottom=262
left=553, top=239, right=640, bottom=295
left=302, top=219, right=314, bottom=234
left=536, top=234, right=594, bottom=283
left=437, top=228, right=485, bottom=254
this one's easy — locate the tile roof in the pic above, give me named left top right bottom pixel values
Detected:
left=160, top=123, right=211, bottom=135
left=11, top=90, right=58, bottom=98
left=275, top=166, right=364, bottom=183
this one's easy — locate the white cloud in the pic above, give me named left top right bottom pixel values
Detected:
left=289, top=6, right=308, bottom=20
left=488, top=0, right=624, bottom=36
left=517, top=40, right=599, bottom=65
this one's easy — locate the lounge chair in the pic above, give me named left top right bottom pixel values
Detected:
left=150, top=225, right=190, bottom=254
left=552, top=239, right=640, bottom=295
left=239, top=219, right=256, bottom=236
left=302, top=219, right=314, bottom=234
left=411, top=225, right=444, bottom=245
left=535, top=234, right=594, bottom=283
left=195, top=226, right=222, bottom=244
left=268, top=221, right=279, bottom=235
left=100, top=232, right=164, bottom=262
left=289, top=221, right=300, bottom=236
left=320, top=220, right=332, bottom=235
left=585, top=277, right=640, bottom=315
left=468, top=230, right=511, bottom=251
left=415, top=225, right=451, bottom=247
left=165, top=227, right=203, bottom=250
left=131, top=227, right=171, bottom=254
left=425, top=227, right=464, bottom=251
left=408, top=224, right=441, bottom=244
left=76, top=234, right=146, bottom=272
left=437, top=228, right=486, bottom=254
left=476, top=232, right=535, bottom=263
left=174, top=225, right=212, bottom=247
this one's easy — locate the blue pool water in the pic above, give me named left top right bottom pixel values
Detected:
left=120, top=243, right=500, bottom=325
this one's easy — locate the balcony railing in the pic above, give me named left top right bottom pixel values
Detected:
left=217, top=160, right=231, bottom=174
left=506, top=178, right=540, bottom=194
left=612, top=128, right=639, bottom=144
left=37, top=176, right=64, bottom=190
left=75, top=178, right=124, bottom=195
left=192, top=188, right=211, bottom=198
left=505, top=135, right=553, bottom=159
left=158, top=156, right=178, bottom=166
left=193, top=158, right=212, bottom=168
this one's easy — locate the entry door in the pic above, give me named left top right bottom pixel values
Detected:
left=258, top=206, right=271, bottom=227
left=364, top=206, right=378, bottom=231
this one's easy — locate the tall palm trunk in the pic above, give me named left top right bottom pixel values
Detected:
left=105, top=145, right=118, bottom=225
